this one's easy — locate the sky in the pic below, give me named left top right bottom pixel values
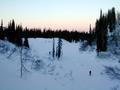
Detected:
left=0, top=0, right=120, bottom=31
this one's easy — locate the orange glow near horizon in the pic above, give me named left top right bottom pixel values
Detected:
left=3, top=19, right=95, bottom=32
left=22, top=22, right=92, bottom=32
left=12, top=18, right=95, bottom=32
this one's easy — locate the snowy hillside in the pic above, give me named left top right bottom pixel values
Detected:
left=0, top=38, right=120, bottom=90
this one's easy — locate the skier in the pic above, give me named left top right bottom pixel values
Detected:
left=89, top=70, right=92, bottom=76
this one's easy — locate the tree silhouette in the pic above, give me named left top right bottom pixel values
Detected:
left=96, top=10, right=108, bottom=52
left=0, top=19, right=4, bottom=40
left=15, top=25, right=23, bottom=46
left=56, top=38, right=62, bottom=59
left=108, top=7, right=116, bottom=32
left=88, top=24, right=92, bottom=45
left=52, top=38, right=55, bottom=58
left=7, top=19, right=16, bottom=43
left=95, top=7, right=117, bottom=52
left=24, top=37, right=29, bottom=48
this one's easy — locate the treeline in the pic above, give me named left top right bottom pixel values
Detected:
left=23, top=28, right=89, bottom=42
left=0, top=19, right=94, bottom=48
left=95, top=7, right=116, bottom=52
left=0, top=7, right=117, bottom=52
left=0, top=20, right=29, bottom=48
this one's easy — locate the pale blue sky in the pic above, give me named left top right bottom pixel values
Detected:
left=0, top=0, right=120, bottom=31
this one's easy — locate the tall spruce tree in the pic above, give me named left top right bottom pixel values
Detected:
left=16, top=25, right=23, bottom=46
left=56, top=38, right=62, bottom=59
left=0, top=20, right=4, bottom=40
left=108, top=7, right=116, bottom=32
left=89, top=24, right=92, bottom=45
left=96, top=10, right=108, bottom=52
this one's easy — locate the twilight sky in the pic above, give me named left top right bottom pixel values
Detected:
left=0, top=0, right=120, bottom=31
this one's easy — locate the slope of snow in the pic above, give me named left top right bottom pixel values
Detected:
left=0, top=38, right=120, bottom=90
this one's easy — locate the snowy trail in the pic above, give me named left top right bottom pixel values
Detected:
left=0, top=39, right=120, bottom=90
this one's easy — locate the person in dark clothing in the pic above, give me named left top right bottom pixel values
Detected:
left=89, top=70, right=92, bottom=76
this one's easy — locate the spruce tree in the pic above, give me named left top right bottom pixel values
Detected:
left=56, top=38, right=62, bottom=59
left=89, top=24, right=92, bottom=45
left=0, top=20, right=4, bottom=40
left=96, top=10, right=108, bottom=52
left=52, top=38, right=55, bottom=58
left=24, top=37, right=29, bottom=48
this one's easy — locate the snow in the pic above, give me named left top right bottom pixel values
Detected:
left=0, top=38, right=120, bottom=90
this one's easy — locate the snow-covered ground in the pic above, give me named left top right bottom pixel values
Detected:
left=0, top=38, right=120, bottom=90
